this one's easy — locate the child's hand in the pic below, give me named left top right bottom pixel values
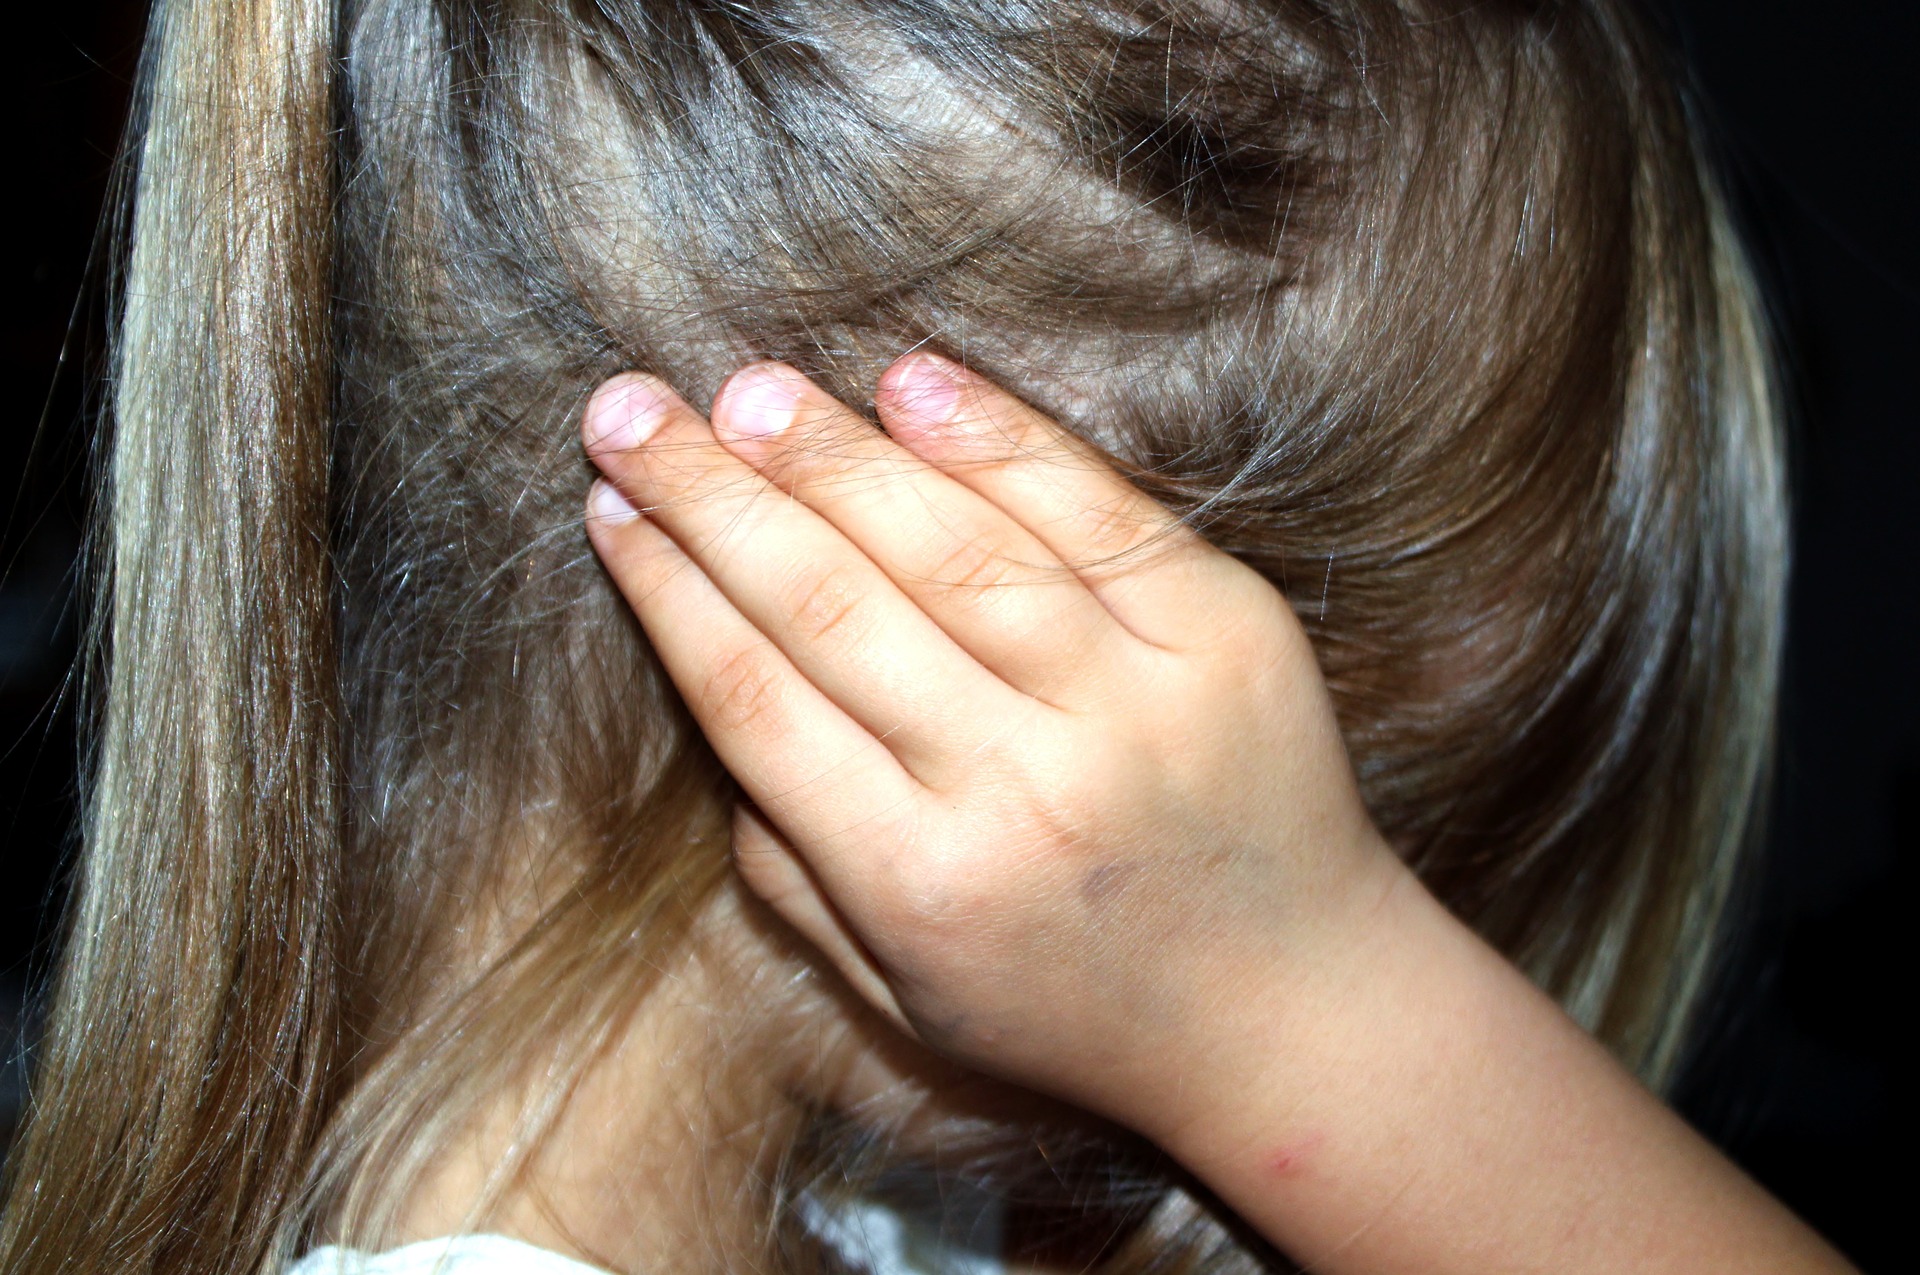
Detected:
left=583, top=355, right=1857, bottom=1275
left=582, top=353, right=1397, bottom=1129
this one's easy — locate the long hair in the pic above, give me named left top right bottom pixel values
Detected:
left=1, top=2, right=1783, bottom=1272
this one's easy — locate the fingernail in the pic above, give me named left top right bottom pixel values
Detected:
left=717, top=364, right=806, bottom=441
left=588, top=479, right=640, bottom=525
left=884, top=353, right=964, bottom=430
left=584, top=375, right=674, bottom=453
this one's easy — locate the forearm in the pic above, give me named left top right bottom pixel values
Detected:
left=1144, top=851, right=1853, bottom=1274
left=580, top=358, right=1846, bottom=1271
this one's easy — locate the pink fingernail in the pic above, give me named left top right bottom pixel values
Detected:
left=885, top=352, right=963, bottom=429
left=584, top=375, right=674, bottom=453
left=589, top=479, right=639, bottom=525
left=718, top=365, right=806, bottom=440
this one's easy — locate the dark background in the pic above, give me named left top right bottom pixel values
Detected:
left=2, top=2, right=1911, bottom=1267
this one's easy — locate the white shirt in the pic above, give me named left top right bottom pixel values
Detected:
left=285, top=1236, right=611, bottom=1275
left=285, top=1189, right=1007, bottom=1274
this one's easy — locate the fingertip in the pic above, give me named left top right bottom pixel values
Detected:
left=876, top=350, right=969, bottom=442
left=586, top=478, right=640, bottom=527
left=583, top=372, right=677, bottom=456
left=712, top=361, right=812, bottom=444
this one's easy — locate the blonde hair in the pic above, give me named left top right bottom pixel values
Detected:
left=1, top=1, right=1783, bottom=1272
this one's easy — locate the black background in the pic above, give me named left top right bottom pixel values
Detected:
left=1, top=3, right=1910, bottom=1268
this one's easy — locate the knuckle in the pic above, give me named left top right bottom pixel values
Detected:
left=782, top=564, right=874, bottom=646
left=885, top=867, right=994, bottom=962
left=868, top=827, right=980, bottom=924
left=924, top=532, right=1022, bottom=598
left=697, top=643, right=788, bottom=733
left=1203, top=578, right=1294, bottom=661
left=1017, top=793, right=1101, bottom=864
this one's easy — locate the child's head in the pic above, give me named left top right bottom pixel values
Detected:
left=3, top=2, right=1780, bottom=1272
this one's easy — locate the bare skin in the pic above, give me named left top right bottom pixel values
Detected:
left=580, top=352, right=1854, bottom=1274
left=385, top=880, right=1015, bottom=1274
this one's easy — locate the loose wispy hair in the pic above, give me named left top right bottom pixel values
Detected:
left=1, top=1, right=1783, bottom=1272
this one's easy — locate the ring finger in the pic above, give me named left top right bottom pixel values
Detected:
left=706, top=363, right=1135, bottom=704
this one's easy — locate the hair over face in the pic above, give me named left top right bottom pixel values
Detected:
left=0, top=2, right=1782, bottom=1272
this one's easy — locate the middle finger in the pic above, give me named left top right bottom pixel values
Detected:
left=706, top=362, right=1137, bottom=703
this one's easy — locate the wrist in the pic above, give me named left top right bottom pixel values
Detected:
left=1122, top=829, right=1421, bottom=1157
left=1097, top=825, right=1856, bottom=1275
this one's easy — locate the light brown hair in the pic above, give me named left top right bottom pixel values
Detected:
left=1, top=1, right=1783, bottom=1272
